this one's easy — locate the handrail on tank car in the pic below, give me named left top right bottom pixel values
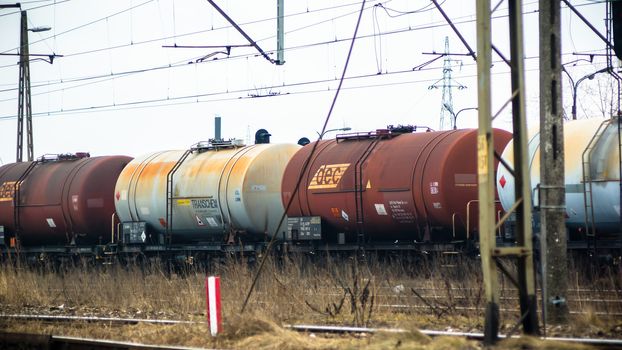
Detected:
left=466, top=199, right=502, bottom=240
left=37, top=153, right=90, bottom=162
left=111, top=213, right=116, bottom=244
left=497, top=210, right=502, bottom=237
left=191, top=139, right=245, bottom=152
left=335, top=125, right=434, bottom=142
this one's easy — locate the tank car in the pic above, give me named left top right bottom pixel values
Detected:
left=114, top=140, right=300, bottom=244
left=0, top=154, right=132, bottom=246
left=496, top=117, right=621, bottom=241
left=282, top=126, right=512, bottom=245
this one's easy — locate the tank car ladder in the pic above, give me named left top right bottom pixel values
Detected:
left=165, top=150, right=192, bottom=244
left=581, top=119, right=609, bottom=255
left=12, top=160, right=38, bottom=248
left=354, top=138, right=381, bottom=246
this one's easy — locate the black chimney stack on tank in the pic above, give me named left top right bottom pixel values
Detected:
left=214, top=116, right=222, bottom=140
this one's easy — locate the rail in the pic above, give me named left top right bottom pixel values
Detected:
left=0, top=332, right=205, bottom=350
left=286, top=324, right=622, bottom=348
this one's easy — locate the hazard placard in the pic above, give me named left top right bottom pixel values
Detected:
left=196, top=215, right=205, bottom=226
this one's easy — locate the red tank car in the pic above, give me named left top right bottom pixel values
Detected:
left=282, top=127, right=512, bottom=244
left=0, top=154, right=132, bottom=246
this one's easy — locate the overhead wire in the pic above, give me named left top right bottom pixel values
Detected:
left=0, top=1, right=607, bottom=111
left=0, top=0, right=596, bottom=78
left=0, top=0, right=71, bottom=18
left=0, top=3, right=547, bottom=94
left=0, top=54, right=599, bottom=120
left=0, top=0, right=155, bottom=54
left=0, top=0, right=372, bottom=63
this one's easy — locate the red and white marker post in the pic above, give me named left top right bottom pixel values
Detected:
left=205, top=276, right=222, bottom=336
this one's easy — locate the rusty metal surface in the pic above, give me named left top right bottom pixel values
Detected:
left=0, top=162, right=34, bottom=242
left=115, top=143, right=300, bottom=242
left=282, top=129, right=512, bottom=243
left=0, top=156, right=132, bottom=246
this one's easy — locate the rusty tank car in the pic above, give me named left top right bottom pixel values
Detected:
left=282, top=126, right=512, bottom=244
left=0, top=154, right=132, bottom=246
left=114, top=140, right=300, bottom=244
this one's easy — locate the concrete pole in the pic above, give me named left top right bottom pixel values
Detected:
left=475, top=0, right=500, bottom=344
left=539, top=0, right=569, bottom=324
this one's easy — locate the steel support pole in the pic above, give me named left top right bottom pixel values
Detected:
left=508, top=0, right=539, bottom=335
left=276, top=0, right=285, bottom=65
left=477, top=0, right=539, bottom=343
left=24, top=13, right=33, bottom=162
left=475, top=0, right=499, bottom=344
left=539, top=0, right=569, bottom=325
left=17, top=10, right=33, bottom=162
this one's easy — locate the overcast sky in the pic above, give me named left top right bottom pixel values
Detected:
left=0, top=0, right=612, bottom=164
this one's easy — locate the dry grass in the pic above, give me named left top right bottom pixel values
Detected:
left=0, top=253, right=620, bottom=349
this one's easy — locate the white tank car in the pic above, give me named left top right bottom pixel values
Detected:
left=114, top=142, right=300, bottom=243
left=496, top=118, right=620, bottom=237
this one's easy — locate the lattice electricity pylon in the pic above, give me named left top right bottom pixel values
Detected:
left=428, top=37, right=466, bottom=130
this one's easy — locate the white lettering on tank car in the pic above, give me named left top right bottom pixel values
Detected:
left=251, top=185, right=267, bottom=192
left=429, top=181, right=439, bottom=194
left=191, top=199, right=219, bottom=209
left=433, top=202, right=442, bottom=209
left=121, top=190, right=128, bottom=201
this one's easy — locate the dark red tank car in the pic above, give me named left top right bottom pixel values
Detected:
left=282, top=127, right=512, bottom=243
left=0, top=154, right=132, bottom=246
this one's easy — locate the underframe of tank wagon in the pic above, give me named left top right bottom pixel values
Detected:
left=1, top=224, right=620, bottom=267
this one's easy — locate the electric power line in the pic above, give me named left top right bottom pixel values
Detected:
left=0, top=55, right=592, bottom=121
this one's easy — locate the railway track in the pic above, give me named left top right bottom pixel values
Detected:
left=0, top=332, right=209, bottom=350
left=2, top=322, right=622, bottom=350
left=287, top=325, right=622, bottom=349
left=0, top=313, right=197, bottom=325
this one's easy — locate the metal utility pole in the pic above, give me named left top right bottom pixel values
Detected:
left=17, top=9, right=34, bottom=162
left=0, top=3, right=34, bottom=163
left=276, top=0, right=285, bottom=65
left=476, top=0, right=539, bottom=344
left=539, top=0, right=569, bottom=325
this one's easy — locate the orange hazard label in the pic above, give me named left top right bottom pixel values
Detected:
left=308, top=163, right=350, bottom=190
left=0, top=181, right=16, bottom=202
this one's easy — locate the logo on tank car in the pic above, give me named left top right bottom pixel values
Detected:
left=0, top=181, right=16, bottom=202
left=308, top=163, right=350, bottom=190
left=191, top=199, right=219, bottom=209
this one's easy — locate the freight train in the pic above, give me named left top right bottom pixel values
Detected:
left=0, top=120, right=619, bottom=265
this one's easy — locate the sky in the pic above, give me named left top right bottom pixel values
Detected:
left=0, top=0, right=615, bottom=164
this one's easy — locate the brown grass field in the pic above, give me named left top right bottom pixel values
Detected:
left=0, top=254, right=621, bottom=349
